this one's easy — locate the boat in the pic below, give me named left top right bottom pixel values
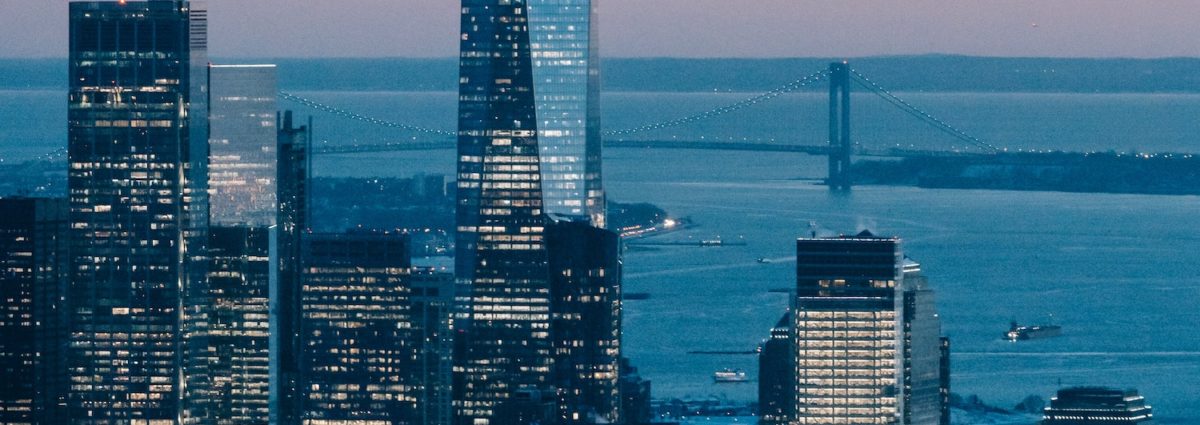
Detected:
left=700, top=239, right=724, bottom=246
left=1005, top=321, right=1062, bottom=341
left=756, top=257, right=771, bottom=264
left=712, top=368, right=749, bottom=383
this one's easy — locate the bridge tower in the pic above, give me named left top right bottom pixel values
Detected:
left=827, top=62, right=853, bottom=191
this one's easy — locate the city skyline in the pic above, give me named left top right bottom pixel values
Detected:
left=3, top=1, right=1200, bottom=59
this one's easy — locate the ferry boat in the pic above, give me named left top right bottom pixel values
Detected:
left=713, top=368, right=749, bottom=383
left=1005, top=321, right=1062, bottom=341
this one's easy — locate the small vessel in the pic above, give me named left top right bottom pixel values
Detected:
left=700, top=239, right=724, bottom=246
left=1005, top=321, right=1062, bottom=341
left=712, top=368, right=749, bottom=383
left=756, top=257, right=771, bottom=264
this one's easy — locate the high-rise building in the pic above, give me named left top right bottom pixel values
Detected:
left=298, top=231, right=418, bottom=424
left=794, top=231, right=902, bottom=424
left=455, top=1, right=555, bottom=423
left=758, top=312, right=795, bottom=425
left=938, top=338, right=950, bottom=425
left=206, top=226, right=274, bottom=425
left=791, top=232, right=948, bottom=425
left=411, top=269, right=457, bottom=425
left=0, top=197, right=69, bottom=425
left=901, top=260, right=946, bottom=425
left=618, top=358, right=652, bottom=425
left=66, top=2, right=210, bottom=423
left=528, top=0, right=605, bottom=226
left=455, top=1, right=614, bottom=422
left=545, top=219, right=622, bottom=424
left=1042, top=387, right=1154, bottom=425
left=208, top=64, right=279, bottom=226
left=275, top=110, right=311, bottom=425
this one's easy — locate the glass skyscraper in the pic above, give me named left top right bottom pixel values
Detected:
left=528, top=0, right=605, bottom=227
left=455, top=0, right=555, bottom=423
left=208, top=64, right=279, bottom=227
left=66, top=2, right=209, bottom=423
left=455, top=1, right=613, bottom=423
left=275, top=110, right=312, bottom=425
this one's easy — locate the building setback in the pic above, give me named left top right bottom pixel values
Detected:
left=206, top=226, right=274, bottom=425
left=0, top=198, right=69, bottom=425
left=208, top=64, right=279, bottom=227
left=66, top=1, right=210, bottom=423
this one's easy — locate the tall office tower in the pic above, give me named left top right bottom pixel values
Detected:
left=545, top=219, right=622, bottom=424
left=275, top=110, right=311, bottom=425
left=455, top=0, right=556, bottom=423
left=0, top=198, right=69, bottom=425
left=937, top=338, right=950, bottom=425
left=206, top=226, right=273, bottom=425
left=758, top=312, right=795, bottom=425
left=299, top=231, right=418, bottom=424
left=410, top=269, right=457, bottom=425
left=67, top=2, right=210, bottom=423
left=208, top=64, right=279, bottom=226
left=793, top=231, right=901, bottom=424
left=901, top=260, right=946, bottom=425
left=528, top=0, right=605, bottom=226
left=1042, top=387, right=1154, bottom=425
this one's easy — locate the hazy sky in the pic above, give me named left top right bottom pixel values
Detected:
left=2, top=1, right=1199, bottom=58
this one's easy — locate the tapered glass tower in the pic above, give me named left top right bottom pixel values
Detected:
left=66, top=1, right=209, bottom=423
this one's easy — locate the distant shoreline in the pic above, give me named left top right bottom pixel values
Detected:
left=7, top=55, right=1200, bottom=93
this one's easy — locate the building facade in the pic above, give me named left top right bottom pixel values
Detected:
left=275, top=110, right=312, bottom=425
left=545, top=219, right=622, bottom=424
left=794, top=232, right=902, bottom=424
left=528, top=0, right=605, bottom=226
left=208, top=64, right=279, bottom=226
left=0, top=198, right=69, bottom=425
left=901, top=260, right=946, bottom=425
left=455, top=1, right=555, bottom=423
left=410, top=269, right=457, bottom=425
left=758, top=312, right=795, bottom=425
left=299, top=231, right=418, bottom=425
left=1042, top=387, right=1154, bottom=425
left=791, top=232, right=948, bottom=425
left=66, top=2, right=210, bottom=423
left=206, top=226, right=274, bottom=425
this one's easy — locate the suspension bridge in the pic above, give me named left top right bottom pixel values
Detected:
left=279, top=62, right=1003, bottom=190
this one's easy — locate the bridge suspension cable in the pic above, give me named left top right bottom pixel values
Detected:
left=849, top=69, right=999, bottom=153
left=603, top=68, right=829, bottom=137
left=278, top=91, right=456, bottom=137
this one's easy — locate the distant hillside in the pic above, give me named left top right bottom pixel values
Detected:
left=4, top=56, right=1200, bottom=93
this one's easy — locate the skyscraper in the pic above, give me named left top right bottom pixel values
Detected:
left=275, top=110, right=311, bottom=425
left=545, top=219, right=622, bottom=424
left=901, top=260, right=946, bottom=425
left=208, top=64, right=279, bottom=226
left=66, top=2, right=209, bottom=423
left=758, top=312, right=795, bottom=425
left=206, top=226, right=274, bottom=425
left=794, top=231, right=901, bottom=424
left=455, top=1, right=613, bottom=422
left=298, top=231, right=418, bottom=424
left=0, top=197, right=69, bottom=425
left=410, top=269, right=458, bottom=425
left=455, top=1, right=555, bottom=423
left=528, top=0, right=605, bottom=226
left=792, top=231, right=948, bottom=425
